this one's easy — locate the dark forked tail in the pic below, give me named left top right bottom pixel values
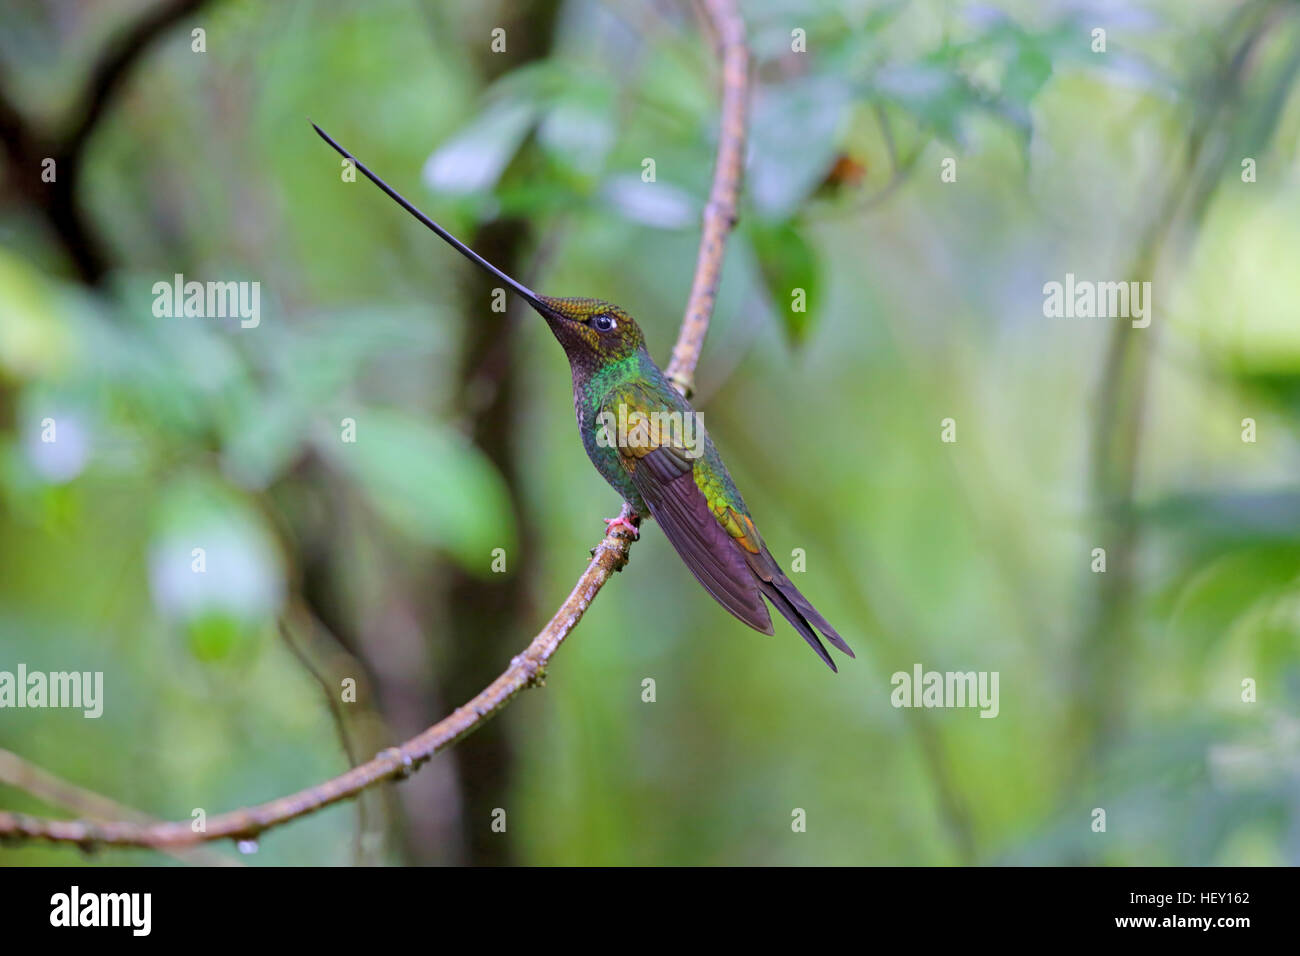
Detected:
left=755, top=559, right=854, bottom=673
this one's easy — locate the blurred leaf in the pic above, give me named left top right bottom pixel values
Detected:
left=220, top=392, right=309, bottom=490
left=1001, top=39, right=1053, bottom=108
left=747, top=219, right=820, bottom=346
left=871, top=61, right=981, bottom=146
left=187, top=609, right=259, bottom=662
left=749, top=75, right=852, bottom=218
left=0, top=251, right=81, bottom=379
left=600, top=174, right=696, bottom=229
left=1160, top=545, right=1300, bottom=658
left=538, top=78, right=617, bottom=178
left=273, top=306, right=448, bottom=403
left=1145, top=490, right=1300, bottom=549
left=320, top=409, right=515, bottom=571
left=423, top=99, right=538, bottom=195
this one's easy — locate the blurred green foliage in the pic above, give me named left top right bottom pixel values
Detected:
left=1, top=0, right=1298, bottom=865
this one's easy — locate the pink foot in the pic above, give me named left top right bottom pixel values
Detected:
left=604, top=514, right=640, bottom=539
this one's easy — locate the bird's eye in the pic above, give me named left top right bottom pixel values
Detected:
left=593, top=314, right=616, bottom=332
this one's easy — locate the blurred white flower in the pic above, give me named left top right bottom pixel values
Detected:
left=24, top=411, right=89, bottom=484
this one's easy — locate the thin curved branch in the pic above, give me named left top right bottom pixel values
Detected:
left=59, top=0, right=211, bottom=162
left=0, top=0, right=751, bottom=852
left=665, top=0, right=750, bottom=398
left=0, top=0, right=213, bottom=283
left=0, top=749, right=237, bottom=864
left=0, top=523, right=637, bottom=849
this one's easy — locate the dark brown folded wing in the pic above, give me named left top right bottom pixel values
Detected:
left=627, top=443, right=773, bottom=634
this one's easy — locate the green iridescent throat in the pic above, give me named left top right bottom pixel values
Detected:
left=583, top=352, right=649, bottom=411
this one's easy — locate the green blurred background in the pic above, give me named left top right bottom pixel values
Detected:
left=1, top=0, right=1298, bottom=865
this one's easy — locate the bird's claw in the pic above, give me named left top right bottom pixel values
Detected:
left=604, top=515, right=640, bottom=539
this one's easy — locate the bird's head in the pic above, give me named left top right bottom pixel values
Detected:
left=534, top=296, right=647, bottom=368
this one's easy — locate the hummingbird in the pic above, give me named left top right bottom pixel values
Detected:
left=312, top=123, right=854, bottom=672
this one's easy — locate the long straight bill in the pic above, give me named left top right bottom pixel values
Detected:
left=311, top=122, right=547, bottom=310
